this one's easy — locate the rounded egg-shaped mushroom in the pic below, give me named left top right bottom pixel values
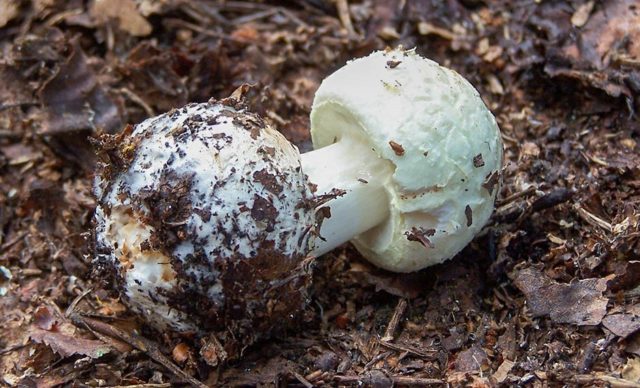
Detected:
left=93, top=100, right=316, bottom=355
left=310, top=48, right=503, bottom=272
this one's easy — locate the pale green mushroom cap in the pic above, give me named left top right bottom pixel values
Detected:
left=310, top=48, right=503, bottom=272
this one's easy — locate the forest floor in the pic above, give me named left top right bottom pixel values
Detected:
left=1, top=0, right=639, bottom=386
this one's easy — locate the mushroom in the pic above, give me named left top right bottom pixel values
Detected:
left=93, top=48, right=502, bottom=352
left=302, top=48, right=503, bottom=272
left=94, top=99, right=316, bottom=356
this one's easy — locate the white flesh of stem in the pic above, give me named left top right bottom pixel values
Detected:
left=300, top=138, right=393, bottom=257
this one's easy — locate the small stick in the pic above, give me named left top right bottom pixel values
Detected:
left=119, top=88, right=155, bottom=118
left=0, top=343, right=27, bottom=355
left=70, top=314, right=207, bottom=388
left=574, top=204, right=613, bottom=233
left=103, top=384, right=172, bottom=388
left=378, top=340, right=435, bottom=359
left=496, top=186, right=537, bottom=206
left=65, top=289, right=93, bottom=317
left=381, top=298, right=407, bottom=342
left=290, top=370, right=314, bottom=388
left=364, top=351, right=393, bottom=369
left=335, top=0, right=355, bottom=35
left=334, top=374, right=444, bottom=386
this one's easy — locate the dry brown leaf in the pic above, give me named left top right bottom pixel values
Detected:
left=454, top=345, right=489, bottom=372
left=39, top=40, right=123, bottom=134
left=622, top=357, right=640, bottom=383
left=514, top=267, right=609, bottom=325
left=91, top=0, right=152, bottom=36
left=0, top=0, right=20, bottom=28
left=172, top=343, right=190, bottom=365
left=348, top=260, right=433, bottom=299
left=492, top=359, right=515, bottom=384
left=603, top=313, right=640, bottom=339
left=33, top=305, right=58, bottom=331
left=30, top=329, right=112, bottom=359
left=628, top=333, right=640, bottom=357
left=571, top=1, right=595, bottom=27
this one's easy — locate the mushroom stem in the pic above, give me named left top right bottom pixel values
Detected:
left=300, top=139, right=392, bottom=256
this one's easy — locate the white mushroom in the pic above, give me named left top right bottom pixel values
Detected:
left=301, top=48, right=503, bottom=272
left=94, top=100, right=315, bottom=352
left=94, top=48, right=502, bottom=346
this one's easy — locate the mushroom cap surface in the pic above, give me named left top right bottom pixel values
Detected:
left=310, top=48, right=503, bottom=272
left=94, top=101, right=315, bottom=352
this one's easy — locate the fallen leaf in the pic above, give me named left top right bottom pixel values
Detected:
left=492, top=359, right=515, bottom=384
left=39, top=40, right=123, bottom=134
left=571, top=1, right=595, bottom=27
left=514, top=267, right=608, bottom=325
left=348, top=260, right=433, bottom=299
left=578, top=0, right=640, bottom=63
left=200, top=334, right=227, bottom=367
left=627, top=333, right=640, bottom=357
left=0, top=62, right=33, bottom=105
left=91, top=0, right=152, bottom=36
left=0, top=0, right=20, bottom=28
left=546, top=0, right=640, bottom=99
left=121, top=42, right=188, bottom=113
left=603, top=313, right=640, bottom=339
left=622, top=357, right=640, bottom=382
left=605, top=258, right=639, bottom=289
left=172, top=343, right=190, bottom=365
left=442, top=328, right=466, bottom=351
left=454, top=345, right=489, bottom=372
left=30, top=329, right=112, bottom=359
left=33, top=306, right=58, bottom=331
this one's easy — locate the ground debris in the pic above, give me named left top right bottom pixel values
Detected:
left=603, top=312, right=640, bottom=339
left=39, top=39, right=123, bottom=135
left=0, top=0, right=639, bottom=385
left=29, top=305, right=112, bottom=359
left=514, top=267, right=609, bottom=325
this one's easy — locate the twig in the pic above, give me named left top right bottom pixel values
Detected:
left=378, top=340, right=435, bottom=359
left=162, top=18, right=243, bottom=42
left=335, top=0, right=355, bottom=35
left=334, top=374, right=444, bottom=386
left=103, top=385, right=171, bottom=388
left=381, top=298, right=407, bottom=342
left=574, top=204, right=613, bottom=233
left=496, top=186, right=537, bottom=206
left=364, top=351, right=392, bottom=370
left=232, top=8, right=277, bottom=24
left=65, top=288, right=93, bottom=317
left=221, top=1, right=271, bottom=11
left=70, top=314, right=207, bottom=388
left=304, top=369, right=326, bottom=382
left=530, top=189, right=573, bottom=212
left=574, top=373, right=640, bottom=388
left=1, top=231, right=27, bottom=251
left=180, top=2, right=229, bottom=26
left=0, top=343, right=27, bottom=355
left=278, top=7, right=309, bottom=28
left=119, top=88, right=155, bottom=118
left=0, top=102, right=37, bottom=112
left=290, top=370, right=314, bottom=388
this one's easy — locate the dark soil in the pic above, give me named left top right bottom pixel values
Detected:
left=1, top=1, right=639, bottom=386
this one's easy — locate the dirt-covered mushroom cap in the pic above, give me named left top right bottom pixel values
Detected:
left=309, top=48, right=503, bottom=272
left=93, top=100, right=315, bottom=355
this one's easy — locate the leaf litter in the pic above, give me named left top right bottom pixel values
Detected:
left=0, top=0, right=639, bottom=386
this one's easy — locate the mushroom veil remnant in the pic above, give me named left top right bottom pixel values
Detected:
left=303, top=48, right=503, bottom=272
